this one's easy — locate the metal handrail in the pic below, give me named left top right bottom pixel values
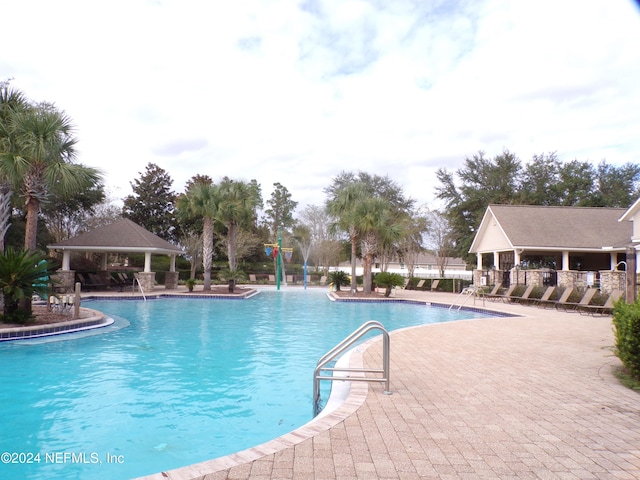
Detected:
left=133, top=276, right=147, bottom=301
left=449, top=286, right=484, bottom=310
left=313, top=320, right=391, bottom=416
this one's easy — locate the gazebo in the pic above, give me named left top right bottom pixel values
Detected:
left=47, top=218, right=184, bottom=293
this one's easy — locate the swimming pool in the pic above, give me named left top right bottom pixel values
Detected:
left=0, top=289, right=493, bottom=479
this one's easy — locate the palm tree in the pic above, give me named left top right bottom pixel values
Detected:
left=326, top=182, right=366, bottom=294
left=176, top=182, right=216, bottom=291
left=0, top=83, right=28, bottom=252
left=213, top=178, right=260, bottom=273
left=0, top=103, right=102, bottom=252
left=353, top=196, right=400, bottom=294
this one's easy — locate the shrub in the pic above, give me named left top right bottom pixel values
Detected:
left=0, top=248, right=54, bottom=324
left=373, top=272, right=405, bottom=297
left=612, top=299, right=640, bottom=381
left=327, top=271, right=350, bottom=291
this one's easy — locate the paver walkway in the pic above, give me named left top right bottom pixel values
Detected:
left=139, top=290, right=640, bottom=479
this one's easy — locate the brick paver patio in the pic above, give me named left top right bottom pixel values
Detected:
left=138, top=289, right=640, bottom=480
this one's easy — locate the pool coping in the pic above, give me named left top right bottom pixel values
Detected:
left=135, top=295, right=521, bottom=480
left=135, top=332, right=377, bottom=480
left=0, top=308, right=110, bottom=341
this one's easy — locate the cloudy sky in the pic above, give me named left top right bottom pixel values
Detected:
left=3, top=0, right=640, bottom=213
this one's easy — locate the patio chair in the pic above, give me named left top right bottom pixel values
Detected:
left=486, top=284, right=516, bottom=302
left=480, top=284, right=501, bottom=299
left=579, top=289, right=623, bottom=316
left=556, top=287, right=598, bottom=312
left=406, top=279, right=424, bottom=290
left=249, top=274, right=257, bottom=283
left=506, top=284, right=535, bottom=303
left=430, top=279, right=440, bottom=291
left=539, top=287, right=574, bottom=309
left=531, top=286, right=556, bottom=307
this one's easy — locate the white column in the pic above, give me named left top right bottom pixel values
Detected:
left=101, top=254, right=108, bottom=270
left=477, top=253, right=483, bottom=270
left=62, top=250, right=71, bottom=270
left=144, top=252, right=152, bottom=272
left=169, top=254, right=176, bottom=272
left=610, top=252, right=618, bottom=270
left=562, top=251, right=570, bottom=270
left=514, top=249, right=521, bottom=266
left=493, top=251, right=500, bottom=270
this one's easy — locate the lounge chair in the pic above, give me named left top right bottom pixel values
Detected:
left=487, top=284, right=516, bottom=301
left=430, top=279, right=440, bottom=291
left=406, top=279, right=424, bottom=290
left=539, top=287, right=573, bottom=309
left=480, top=284, right=501, bottom=298
left=531, top=286, right=556, bottom=307
left=506, top=284, right=535, bottom=303
left=249, top=274, right=257, bottom=283
left=579, top=289, right=623, bottom=316
left=556, top=287, right=598, bottom=312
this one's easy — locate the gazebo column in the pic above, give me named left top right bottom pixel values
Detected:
left=562, top=251, right=570, bottom=270
left=144, top=252, right=152, bottom=272
left=55, top=250, right=75, bottom=293
left=134, top=251, right=156, bottom=292
left=62, top=250, right=71, bottom=270
left=165, top=254, right=179, bottom=290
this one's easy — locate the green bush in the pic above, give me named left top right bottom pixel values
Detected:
left=612, top=299, right=640, bottom=381
left=373, top=272, right=405, bottom=297
left=0, top=248, right=54, bottom=324
left=327, top=271, right=350, bottom=291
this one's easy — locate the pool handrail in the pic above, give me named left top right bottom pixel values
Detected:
left=313, top=320, right=391, bottom=416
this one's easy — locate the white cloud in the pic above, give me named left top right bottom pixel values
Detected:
left=2, top=0, right=640, bottom=211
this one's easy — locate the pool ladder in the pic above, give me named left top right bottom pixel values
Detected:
left=313, top=320, right=391, bottom=416
left=449, top=286, right=484, bottom=310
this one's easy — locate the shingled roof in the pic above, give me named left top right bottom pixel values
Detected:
left=470, top=205, right=632, bottom=253
left=48, top=218, right=183, bottom=255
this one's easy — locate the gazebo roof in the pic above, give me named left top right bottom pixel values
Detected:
left=47, top=218, right=184, bottom=256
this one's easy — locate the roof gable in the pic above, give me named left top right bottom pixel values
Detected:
left=48, top=219, right=183, bottom=254
left=470, top=205, right=631, bottom=253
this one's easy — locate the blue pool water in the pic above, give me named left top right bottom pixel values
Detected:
left=0, top=289, right=492, bottom=479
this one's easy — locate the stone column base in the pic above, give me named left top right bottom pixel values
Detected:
left=53, top=270, right=75, bottom=293
left=164, top=271, right=179, bottom=289
left=135, top=272, right=156, bottom=292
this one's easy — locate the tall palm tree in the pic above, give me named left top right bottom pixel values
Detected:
left=326, top=183, right=367, bottom=294
left=0, top=103, right=102, bottom=251
left=213, top=178, right=260, bottom=273
left=353, top=196, right=400, bottom=294
left=0, top=83, right=29, bottom=252
left=176, top=182, right=217, bottom=290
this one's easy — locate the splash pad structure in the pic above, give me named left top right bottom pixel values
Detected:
left=264, top=226, right=293, bottom=290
